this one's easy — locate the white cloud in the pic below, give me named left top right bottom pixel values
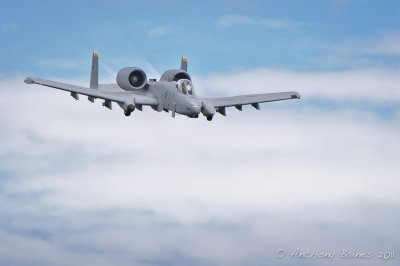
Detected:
left=144, top=59, right=161, bottom=79
left=36, top=58, right=80, bottom=70
left=195, top=67, right=400, bottom=104
left=363, top=31, right=400, bottom=55
left=217, top=15, right=291, bottom=29
left=0, top=68, right=399, bottom=265
left=147, top=25, right=178, bottom=37
left=330, top=31, right=400, bottom=57
left=217, top=15, right=255, bottom=28
left=261, top=18, right=291, bottom=29
left=99, top=61, right=118, bottom=79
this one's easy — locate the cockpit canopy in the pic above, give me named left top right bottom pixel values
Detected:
left=176, top=79, right=195, bottom=95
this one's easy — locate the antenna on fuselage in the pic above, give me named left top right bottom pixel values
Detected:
left=180, top=56, right=188, bottom=72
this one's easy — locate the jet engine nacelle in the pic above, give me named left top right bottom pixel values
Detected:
left=117, top=67, right=147, bottom=90
left=160, top=70, right=191, bottom=82
left=201, top=101, right=215, bottom=116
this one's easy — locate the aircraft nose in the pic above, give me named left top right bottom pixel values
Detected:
left=187, top=98, right=201, bottom=115
left=191, top=99, right=202, bottom=114
left=185, top=97, right=202, bottom=116
left=192, top=104, right=201, bottom=114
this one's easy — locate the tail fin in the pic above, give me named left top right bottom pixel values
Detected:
left=90, top=51, right=99, bottom=89
left=180, top=56, right=188, bottom=72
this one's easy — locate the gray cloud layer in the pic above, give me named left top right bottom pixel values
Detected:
left=0, top=68, right=399, bottom=265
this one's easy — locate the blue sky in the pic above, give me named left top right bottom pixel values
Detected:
left=1, top=0, right=400, bottom=78
left=0, top=1, right=400, bottom=266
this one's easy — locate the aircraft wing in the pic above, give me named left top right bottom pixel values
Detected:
left=24, top=77, right=158, bottom=107
left=202, top=91, right=300, bottom=109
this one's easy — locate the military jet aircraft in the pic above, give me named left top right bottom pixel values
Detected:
left=24, top=52, right=300, bottom=121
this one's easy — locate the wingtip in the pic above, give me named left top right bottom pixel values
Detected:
left=291, top=92, right=301, bottom=99
left=24, top=77, right=35, bottom=84
left=93, top=51, right=99, bottom=57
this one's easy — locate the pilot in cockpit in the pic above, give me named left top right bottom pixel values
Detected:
left=177, top=79, right=194, bottom=95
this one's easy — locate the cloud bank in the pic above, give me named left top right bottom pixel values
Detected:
left=0, top=67, right=399, bottom=265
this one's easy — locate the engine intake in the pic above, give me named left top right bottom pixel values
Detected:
left=117, top=67, right=147, bottom=90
